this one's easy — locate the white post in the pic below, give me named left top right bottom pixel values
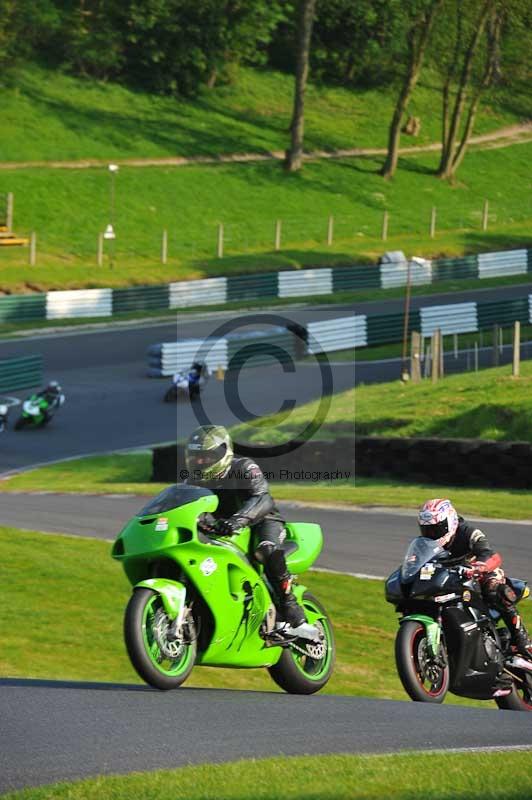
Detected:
left=29, top=231, right=37, bottom=266
left=453, top=333, right=458, bottom=359
left=327, top=215, right=334, bottom=246
left=513, top=321, right=520, bottom=378
left=97, top=233, right=103, bottom=266
left=161, top=229, right=168, bottom=264
left=474, top=341, right=479, bottom=372
left=499, top=326, right=503, bottom=354
left=430, top=206, right=436, bottom=239
left=482, top=199, right=489, bottom=231
left=6, top=192, right=13, bottom=233
left=382, top=210, right=389, bottom=241
left=217, top=223, right=224, bottom=259
left=275, top=219, right=282, bottom=251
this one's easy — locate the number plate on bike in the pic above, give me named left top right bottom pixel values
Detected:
left=420, top=564, right=435, bottom=580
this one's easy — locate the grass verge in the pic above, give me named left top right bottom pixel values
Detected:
left=1, top=453, right=531, bottom=520
left=3, top=526, right=531, bottom=705
left=4, top=751, right=532, bottom=800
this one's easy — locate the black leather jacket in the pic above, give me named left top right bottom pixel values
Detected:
left=446, top=517, right=499, bottom=566
left=189, top=456, right=283, bottom=526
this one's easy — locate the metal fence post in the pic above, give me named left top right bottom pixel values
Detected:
left=431, top=329, right=440, bottom=384
left=97, top=233, right=104, bottom=266
left=6, top=192, right=13, bottom=233
left=29, top=232, right=37, bottom=266
left=482, top=199, right=489, bottom=231
left=275, top=219, right=282, bottom=251
left=430, top=206, right=436, bottom=239
left=492, top=324, right=499, bottom=366
left=513, top=320, right=521, bottom=377
left=410, top=331, right=421, bottom=383
left=381, top=210, right=389, bottom=241
left=474, top=341, right=479, bottom=372
left=327, top=215, right=334, bottom=246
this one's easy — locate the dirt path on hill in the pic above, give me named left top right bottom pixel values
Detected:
left=0, top=122, right=531, bottom=170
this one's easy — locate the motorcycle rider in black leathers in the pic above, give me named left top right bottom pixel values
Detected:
left=185, top=425, right=306, bottom=628
left=418, top=498, right=532, bottom=657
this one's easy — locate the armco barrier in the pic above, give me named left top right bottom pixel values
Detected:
left=307, top=316, right=365, bottom=354
left=0, top=294, right=46, bottom=323
left=151, top=436, right=530, bottom=489
left=0, top=246, right=531, bottom=324
left=355, top=436, right=532, bottom=489
left=0, top=354, right=42, bottom=392
left=147, top=328, right=293, bottom=377
left=46, top=289, right=112, bottom=319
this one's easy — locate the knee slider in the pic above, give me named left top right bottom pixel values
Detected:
left=499, top=583, right=517, bottom=607
left=254, top=539, right=277, bottom=565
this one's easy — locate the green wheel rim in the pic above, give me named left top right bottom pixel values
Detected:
left=292, top=599, right=333, bottom=682
left=141, top=595, right=195, bottom=677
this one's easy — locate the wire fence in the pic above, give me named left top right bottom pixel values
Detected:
left=1, top=196, right=531, bottom=268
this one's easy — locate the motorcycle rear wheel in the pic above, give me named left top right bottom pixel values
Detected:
left=268, top=592, right=335, bottom=695
left=124, top=588, right=197, bottom=690
left=396, top=620, right=449, bottom=703
left=495, top=682, right=532, bottom=712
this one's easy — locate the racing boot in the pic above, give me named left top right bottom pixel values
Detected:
left=276, top=575, right=306, bottom=628
left=508, top=614, right=532, bottom=658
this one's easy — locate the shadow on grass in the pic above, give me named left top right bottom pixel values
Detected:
left=191, top=250, right=368, bottom=277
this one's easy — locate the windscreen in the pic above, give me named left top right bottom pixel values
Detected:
left=137, top=484, right=213, bottom=516
left=401, top=537, right=445, bottom=581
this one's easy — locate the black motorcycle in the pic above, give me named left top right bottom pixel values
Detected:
left=386, top=537, right=532, bottom=711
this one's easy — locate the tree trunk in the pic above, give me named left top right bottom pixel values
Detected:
left=438, top=0, right=493, bottom=179
left=381, top=0, right=441, bottom=180
left=448, top=11, right=501, bottom=176
left=285, top=0, right=317, bottom=172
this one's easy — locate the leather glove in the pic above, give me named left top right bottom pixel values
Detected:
left=464, top=563, right=488, bottom=580
left=216, top=517, right=245, bottom=536
left=197, top=513, right=218, bottom=534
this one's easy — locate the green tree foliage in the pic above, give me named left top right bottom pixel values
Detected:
left=119, top=0, right=285, bottom=95
left=0, top=0, right=59, bottom=73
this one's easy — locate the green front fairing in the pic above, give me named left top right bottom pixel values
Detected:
left=113, top=495, right=283, bottom=668
left=401, top=614, right=442, bottom=656
left=22, top=395, right=48, bottom=424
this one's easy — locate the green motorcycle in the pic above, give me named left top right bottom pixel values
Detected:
left=14, top=392, right=64, bottom=430
left=112, top=484, right=335, bottom=693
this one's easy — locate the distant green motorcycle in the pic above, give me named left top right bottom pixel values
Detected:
left=112, top=484, right=335, bottom=693
left=14, top=392, right=64, bottom=430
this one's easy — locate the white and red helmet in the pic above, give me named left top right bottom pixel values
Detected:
left=418, top=498, right=459, bottom=547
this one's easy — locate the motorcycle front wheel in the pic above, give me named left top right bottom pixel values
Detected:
left=124, top=588, right=197, bottom=690
left=395, top=620, right=449, bottom=703
left=14, top=416, right=27, bottom=430
left=268, top=592, right=335, bottom=695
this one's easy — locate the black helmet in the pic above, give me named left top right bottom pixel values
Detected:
left=46, top=381, right=61, bottom=394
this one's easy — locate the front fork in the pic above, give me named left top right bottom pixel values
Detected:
left=402, top=613, right=445, bottom=661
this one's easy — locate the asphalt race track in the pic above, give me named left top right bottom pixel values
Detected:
left=1, top=681, right=532, bottom=794
left=0, top=304, right=355, bottom=473
left=1, top=494, right=531, bottom=579
left=2, top=287, right=532, bottom=793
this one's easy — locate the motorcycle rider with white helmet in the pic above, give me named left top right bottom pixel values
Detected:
left=185, top=424, right=306, bottom=629
left=418, top=498, right=532, bottom=658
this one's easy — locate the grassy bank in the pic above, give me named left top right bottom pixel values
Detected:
left=4, top=752, right=532, bottom=800
left=234, top=361, right=532, bottom=445
left=1, top=145, right=531, bottom=292
left=2, top=64, right=523, bottom=164
left=4, top=526, right=531, bottom=705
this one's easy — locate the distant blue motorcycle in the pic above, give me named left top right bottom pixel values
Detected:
left=163, top=362, right=209, bottom=403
